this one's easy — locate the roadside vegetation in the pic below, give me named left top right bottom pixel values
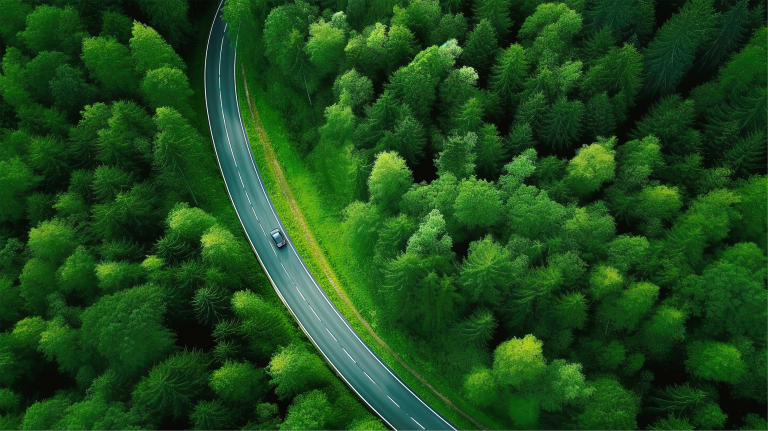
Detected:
left=228, top=0, right=767, bottom=428
left=0, top=0, right=381, bottom=430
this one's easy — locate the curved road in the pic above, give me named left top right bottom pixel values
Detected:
left=203, top=3, right=456, bottom=430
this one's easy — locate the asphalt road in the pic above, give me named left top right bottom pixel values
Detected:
left=203, top=4, right=456, bottom=430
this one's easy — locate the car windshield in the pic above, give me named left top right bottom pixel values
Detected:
left=273, top=232, right=282, bottom=242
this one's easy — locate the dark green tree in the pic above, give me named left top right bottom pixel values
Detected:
left=131, top=350, right=210, bottom=420
left=642, top=0, right=717, bottom=97
left=461, top=19, right=498, bottom=75
left=80, top=284, right=175, bottom=375
left=25, top=51, right=70, bottom=105
left=472, top=0, right=511, bottom=38
left=136, top=0, right=191, bottom=48
left=20, top=5, right=85, bottom=55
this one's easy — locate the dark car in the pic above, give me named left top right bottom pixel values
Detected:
left=270, top=228, right=286, bottom=248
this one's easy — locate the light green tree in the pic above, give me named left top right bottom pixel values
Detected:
left=305, top=19, right=346, bottom=76
left=493, top=334, right=547, bottom=389
left=368, top=151, right=413, bottom=214
left=463, top=366, right=499, bottom=407
left=565, top=137, right=616, bottom=197
left=129, top=22, right=186, bottom=76
left=209, top=361, right=267, bottom=405
left=267, top=343, right=332, bottom=400
left=685, top=340, right=746, bottom=384
left=280, top=390, right=332, bottom=431
left=140, top=67, right=193, bottom=116
left=81, top=37, right=138, bottom=96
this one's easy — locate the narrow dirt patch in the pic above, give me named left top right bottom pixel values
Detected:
left=239, top=64, right=487, bottom=431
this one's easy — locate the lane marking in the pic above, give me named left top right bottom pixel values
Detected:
left=343, top=348, right=356, bottom=364
left=412, top=417, right=425, bottom=430
left=308, top=304, right=321, bottom=322
left=388, top=395, right=400, bottom=408
left=295, top=285, right=306, bottom=301
left=363, top=371, right=375, bottom=385
left=326, top=327, right=337, bottom=342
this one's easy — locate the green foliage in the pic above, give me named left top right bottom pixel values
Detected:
left=642, top=0, right=717, bottom=96
left=599, top=281, right=659, bottom=331
left=263, top=1, right=318, bottom=73
left=454, top=177, right=502, bottom=228
left=490, top=45, right=529, bottom=108
left=565, top=137, right=616, bottom=197
left=493, top=334, right=546, bottom=389
left=703, top=260, right=767, bottom=340
left=456, top=308, right=497, bottom=347
left=19, top=5, right=85, bottom=56
left=82, top=37, right=138, bottom=96
left=542, top=96, right=583, bottom=150
left=333, top=69, right=373, bottom=111
left=390, top=0, right=441, bottom=45
left=648, top=414, right=695, bottom=430
left=267, top=343, right=332, bottom=400
left=305, top=19, right=347, bottom=76
left=130, top=22, right=186, bottom=77
left=231, top=290, right=295, bottom=360
left=190, top=400, right=235, bottom=431
left=473, top=0, right=511, bottom=37
left=462, top=19, right=498, bottom=74
left=406, top=209, right=453, bottom=257
left=692, top=402, right=727, bottom=430
left=136, top=0, right=191, bottom=48
left=0, top=158, right=41, bottom=222
left=436, top=132, right=476, bottom=179
left=209, top=361, right=267, bottom=405
left=342, top=201, right=384, bottom=260
left=25, top=51, right=70, bottom=105
left=20, top=393, right=74, bottom=431
left=685, top=340, right=746, bottom=384
left=131, top=350, right=210, bottom=420
left=641, top=305, right=687, bottom=358
left=140, top=67, right=193, bottom=116
left=19, top=258, right=57, bottom=315
left=417, top=272, right=462, bottom=333
left=28, top=219, right=77, bottom=264
left=459, top=235, right=516, bottom=304
left=368, top=151, right=413, bottom=214
left=553, top=292, right=588, bottom=330
left=462, top=366, right=499, bottom=407
left=279, top=390, right=332, bottom=430
left=539, top=359, right=594, bottom=412
left=80, top=284, right=175, bottom=376
left=577, top=378, right=640, bottom=430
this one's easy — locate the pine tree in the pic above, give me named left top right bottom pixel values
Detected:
left=489, top=44, right=528, bottom=106
left=461, top=19, right=499, bottom=75
left=694, top=0, right=749, bottom=75
left=473, top=0, right=512, bottom=38
left=542, top=96, right=583, bottom=150
left=131, top=350, right=210, bottom=419
left=642, top=0, right=717, bottom=97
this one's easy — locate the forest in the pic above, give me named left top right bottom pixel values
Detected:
left=0, top=0, right=387, bottom=430
left=225, top=0, right=768, bottom=428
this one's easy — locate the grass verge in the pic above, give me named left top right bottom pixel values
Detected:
left=236, top=61, right=508, bottom=430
